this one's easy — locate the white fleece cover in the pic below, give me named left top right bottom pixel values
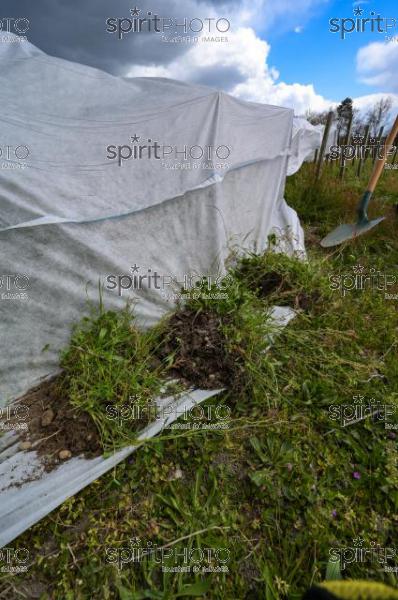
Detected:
left=0, top=34, right=317, bottom=405
left=289, top=117, right=323, bottom=173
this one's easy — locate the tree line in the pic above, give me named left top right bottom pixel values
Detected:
left=306, top=97, right=393, bottom=138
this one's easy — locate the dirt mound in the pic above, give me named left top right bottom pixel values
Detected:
left=12, top=376, right=102, bottom=471
left=255, top=271, right=284, bottom=296
left=238, top=266, right=320, bottom=311
left=157, top=309, right=240, bottom=389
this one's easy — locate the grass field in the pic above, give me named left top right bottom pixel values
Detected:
left=1, top=160, right=398, bottom=600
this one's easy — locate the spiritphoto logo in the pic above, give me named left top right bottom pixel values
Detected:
left=329, top=264, right=396, bottom=297
left=328, top=394, right=396, bottom=428
left=0, top=144, right=30, bottom=169
left=105, top=265, right=232, bottom=298
left=105, top=537, right=230, bottom=573
left=329, top=538, right=396, bottom=571
left=106, top=399, right=231, bottom=430
left=106, top=7, right=230, bottom=43
left=328, top=134, right=396, bottom=161
left=329, top=7, right=397, bottom=40
left=0, top=17, right=29, bottom=41
left=166, top=403, right=231, bottom=431
left=0, top=273, right=30, bottom=301
left=0, top=404, right=29, bottom=431
left=106, top=134, right=230, bottom=169
left=0, top=547, right=29, bottom=573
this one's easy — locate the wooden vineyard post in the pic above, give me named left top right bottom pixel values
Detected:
left=392, top=145, right=398, bottom=166
left=357, top=124, right=370, bottom=178
left=373, top=126, right=384, bottom=164
left=315, top=111, right=333, bottom=181
left=339, top=113, right=353, bottom=180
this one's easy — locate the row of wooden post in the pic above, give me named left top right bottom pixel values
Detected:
left=314, top=110, right=398, bottom=181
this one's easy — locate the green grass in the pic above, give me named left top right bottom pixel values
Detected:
left=1, top=161, right=398, bottom=599
left=59, top=305, right=165, bottom=451
left=285, top=158, right=398, bottom=240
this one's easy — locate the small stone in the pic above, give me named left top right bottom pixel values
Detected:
left=59, top=449, right=72, bottom=460
left=148, top=522, right=160, bottom=535
left=41, top=409, right=55, bottom=427
left=19, top=441, right=32, bottom=451
left=168, top=467, right=183, bottom=481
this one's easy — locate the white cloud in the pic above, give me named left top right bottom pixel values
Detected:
left=128, top=27, right=269, bottom=82
left=127, top=27, right=335, bottom=114
left=356, top=42, right=398, bottom=92
left=126, top=15, right=398, bottom=118
left=294, top=26, right=303, bottom=33
left=352, top=92, right=398, bottom=124
left=238, top=80, right=334, bottom=114
left=125, top=64, right=171, bottom=78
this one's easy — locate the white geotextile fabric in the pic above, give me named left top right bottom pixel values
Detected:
left=0, top=34, right=317, bottom=405
left=289, top=117, right=323, bottom=173
left=296, top=118, right=339, bottom=163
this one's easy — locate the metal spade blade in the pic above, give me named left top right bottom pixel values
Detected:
left=320, top=216, right=385, bottom=247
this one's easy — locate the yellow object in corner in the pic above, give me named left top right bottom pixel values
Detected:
left=321, top=580, right=398, bottom=599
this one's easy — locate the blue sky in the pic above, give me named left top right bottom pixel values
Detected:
left=267, top=0, right=397, bottom=101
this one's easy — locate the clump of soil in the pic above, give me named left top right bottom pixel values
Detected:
left=12, top=376, right=102, bottom=472
left=256, top=271, right=284, bottom=296
left=294, top=290, right=321, bottom=311
left=156, top=309, right=242, bottom=389
left=238, top=266, right=320, bottom=311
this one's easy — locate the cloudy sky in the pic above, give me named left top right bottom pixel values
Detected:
left=2, top=0, right=397, bottom=115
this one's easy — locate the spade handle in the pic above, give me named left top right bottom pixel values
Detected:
left=357, top=115, right=398, bottom=223
left=367, top=114, right=398, bottom=193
